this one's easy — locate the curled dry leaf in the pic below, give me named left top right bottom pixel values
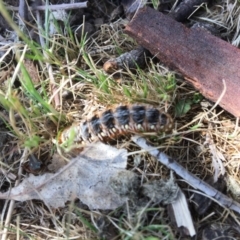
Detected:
left=0, top=142, right=128, bottom=209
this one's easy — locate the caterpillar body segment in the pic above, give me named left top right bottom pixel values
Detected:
left=59, top=104, right=173, bottom=145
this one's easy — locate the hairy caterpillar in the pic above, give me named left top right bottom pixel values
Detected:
left=59, top=104, right=173, bottom=145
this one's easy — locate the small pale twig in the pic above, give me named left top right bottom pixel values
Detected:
left=132, top=136, right=240, bottom=214
left=6, top=2, right=88, bottom=11
left=1, top=148, right=28, bottom=240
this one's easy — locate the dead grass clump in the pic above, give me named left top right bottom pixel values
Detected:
left=196, top=0, right=240, bottom=45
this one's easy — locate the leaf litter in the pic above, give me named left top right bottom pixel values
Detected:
left=1, top=0, right=240, bottom=238
left=0, top=142, right=129, bottom=209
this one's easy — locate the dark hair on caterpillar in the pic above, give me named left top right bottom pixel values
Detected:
left=59, top=104, right=173, bottom=145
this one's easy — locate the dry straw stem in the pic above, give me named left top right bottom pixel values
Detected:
left=132, top=136, right=240, bottom=214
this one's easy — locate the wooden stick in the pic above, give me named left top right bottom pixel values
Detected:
left=125, top=7, right=240, bottom=118
left=132, top=136, right=240, bottom=214
left=6, top=2, right=88, bottom=11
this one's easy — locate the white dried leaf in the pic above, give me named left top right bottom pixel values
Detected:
left=0, top=142, right=128, bottom=209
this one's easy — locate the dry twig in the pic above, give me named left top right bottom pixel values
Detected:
left=6, top=2, right=88, bottom=11
left=132, top=136, right=240, bottom=214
